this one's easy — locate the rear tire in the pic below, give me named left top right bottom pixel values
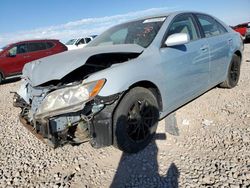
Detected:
left=220, top=54, right=241, bottom=88
left=113, top=87, right=159, bottom=153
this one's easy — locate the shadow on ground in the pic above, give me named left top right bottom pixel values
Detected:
left=1, top=77, right=21, bottom=85
left=110, top=135, right=180, bottom=188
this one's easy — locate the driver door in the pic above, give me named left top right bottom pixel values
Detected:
left=160, top=14, right=210, bottom=111
left=4, top=43, right=28, bottom=75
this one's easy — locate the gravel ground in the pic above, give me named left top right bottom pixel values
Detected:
left=0, top=44, right=250, bottom=188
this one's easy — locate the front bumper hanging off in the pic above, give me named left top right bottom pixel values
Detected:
left=19, top=116, right=47, bottom=144
left=13, top=93, right=120, bottom=149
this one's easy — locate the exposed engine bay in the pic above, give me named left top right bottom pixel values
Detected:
left=13, top=48, right=141, bottom=148
left=42, top=52, right=141, bottom=86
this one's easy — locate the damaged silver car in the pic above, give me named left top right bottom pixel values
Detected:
left=13, top=11, right=243, bottom=153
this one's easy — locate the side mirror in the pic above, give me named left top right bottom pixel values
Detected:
left=165, top=33, right=190, bottom=47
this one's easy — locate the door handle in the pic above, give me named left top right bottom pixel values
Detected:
left=200, top=45, right=209, bottom=52
left=228, top=38, right=233, bottom=46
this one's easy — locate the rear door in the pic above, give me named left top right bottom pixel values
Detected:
left=195, top=14, right=231, bottom=85
left=160, top=13, right=210, bottom=110
left=27, top=42, right=50, bottom=62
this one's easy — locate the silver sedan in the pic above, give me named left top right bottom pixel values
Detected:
left=14, top=11, right=243, bottom=153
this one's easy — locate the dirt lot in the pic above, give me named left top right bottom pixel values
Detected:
left=0, top=44, right=250, bottom=188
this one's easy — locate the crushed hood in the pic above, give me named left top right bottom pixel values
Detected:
left=23, top=44, right=144, bottom=86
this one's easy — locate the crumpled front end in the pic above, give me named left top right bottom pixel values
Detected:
left=13, top=78, right=121, bottom=148
left=12, top=44, right=143, bottom=149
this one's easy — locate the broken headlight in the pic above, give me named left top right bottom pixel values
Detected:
left=35, top=79, right=106, bottom=119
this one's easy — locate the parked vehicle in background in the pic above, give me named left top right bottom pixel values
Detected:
left=245, top=23, right=250, bottom=41
left=232, top=22, right=249, bottom=37
left=0, top=39, right=67, bottom=83
left=14, top=11, right=243, bottom=153
left=65, top=35, right=97, bottom=50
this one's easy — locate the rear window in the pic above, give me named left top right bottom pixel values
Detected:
left=28, top=42, right=47, bottom=52
left=85, top=38, right=91, bottom=43
left=46, top=42, right=55, bottom=49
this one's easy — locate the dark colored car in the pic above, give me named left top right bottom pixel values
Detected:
left=0, top=39, right=67, bottom=83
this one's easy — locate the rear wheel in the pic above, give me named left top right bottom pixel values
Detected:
left=220, top=54, right=241, bottom=88
left=113, top=87, right=159, bottom=153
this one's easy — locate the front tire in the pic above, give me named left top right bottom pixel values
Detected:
left=220, top=54, right=241, bottom=88
left=113, top=87, right=159, bottom=153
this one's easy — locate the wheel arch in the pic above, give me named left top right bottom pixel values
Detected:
left=234, top=50, right=242, bottom=62
left=128, top=80, right=163, bottom=112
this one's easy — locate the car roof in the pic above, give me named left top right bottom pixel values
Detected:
left=127, top=11, right=207, bottom=22
left=8, top=39, right=59, bottom=46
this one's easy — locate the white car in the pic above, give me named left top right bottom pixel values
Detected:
left=65, top=35, right=97, bottom=50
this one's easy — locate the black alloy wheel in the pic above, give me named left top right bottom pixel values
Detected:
left=113, top=87, right=159, bottom=153
left=220, top=54, right=241, bottom=88
left=126, top=99, right=155, bottom=143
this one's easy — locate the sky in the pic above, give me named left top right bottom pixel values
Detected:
left=0, top=0, right=249, bottom=46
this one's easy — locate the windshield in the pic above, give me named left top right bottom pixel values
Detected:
left=65, top=39, right=77, bottom=45
left=88, top=17, right=166, bottom=48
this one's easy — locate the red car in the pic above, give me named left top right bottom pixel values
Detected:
left=0, top=39, right=67, bottom=83
left=232, top=22, right=249, bottom=36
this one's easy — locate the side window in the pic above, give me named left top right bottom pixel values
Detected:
left=214, top=20, right=228, bottom=34
left=8, top=46, right=17, bottom=56
left=17, top=43, right=28, bottom=54
left=196, top=14, right=225, bottom=37
left=76, top=39, right=85, bottom=45
left=167, top=14, right=199, bottom=41
left=28, top=42, right=47, bottom=52
left=85, top=38, right=91, bottom=43
left=46, top=42, right=55, bottom=49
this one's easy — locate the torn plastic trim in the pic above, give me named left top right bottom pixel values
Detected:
left=90, top=93, right=122, bottom=148
left=42, top=92, right=122, bottom=148
left=15, top=89, right=122, bottom=148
